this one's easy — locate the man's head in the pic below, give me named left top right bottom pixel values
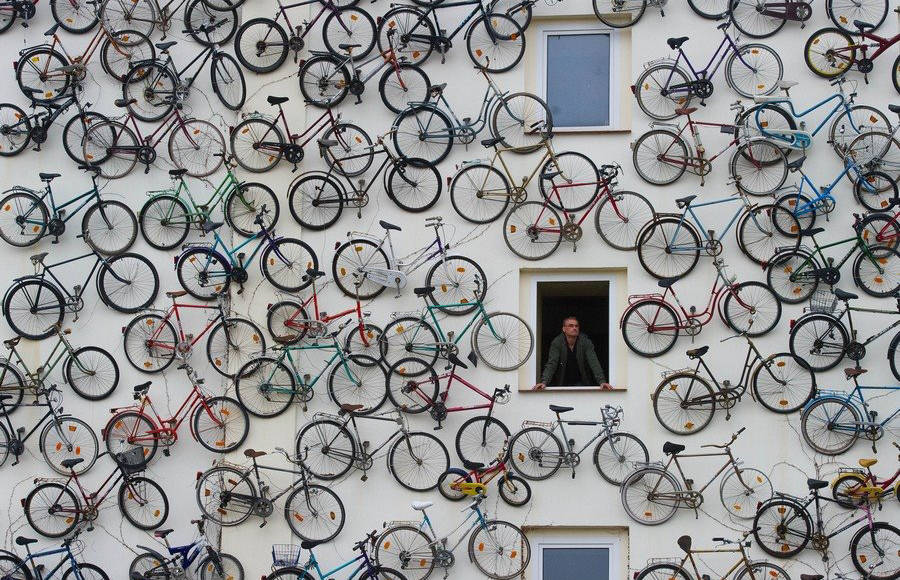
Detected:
left=562, top=316, right=580, bottom=339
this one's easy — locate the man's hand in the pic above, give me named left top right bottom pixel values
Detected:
left=532, top=383, right=546, bottom=391
left=600, top=383, right=612, bottom=390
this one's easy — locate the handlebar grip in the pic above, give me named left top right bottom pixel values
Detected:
left=736, top=427, right=746, bottom=435
left=712, top=537, right=725, bottom=542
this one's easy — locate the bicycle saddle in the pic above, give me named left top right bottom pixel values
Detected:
left=114, top=98, right=137, bottom=108
left=859, top=458, right=878, bottom=468
left=153, top=529, right=174, bottom=539
left=15, top=536, right=38, bottom=546
left=463, top=459, right=484, bottom=470
left=338, top=43, right=361, bottom=51
left=61, top=457, right=85, bottom=469
left=667, top=36, right=688, bottom=49
left=413, top=286, right=435, bottom=296
left=0, top=394, right=17, bottom=401
left=675, top=195, right=696, bottom=209
left=541, top=170, right=562, bottom=180
left=44, top=24, right=58, bottom=36
left=168, top=168, right=188, bottom=178
left=155, top=41, right=177, bottom=51
left=674, top=107, right=697, bottom=116
left=716, top=20, right=729, bottom=30
left=267, top=95, right=290, bottom=105
left=430, top=83, right=447, bottom=95
left=39, top=172, right=61, bottom=181
left=301, top=539, right=328, bottom=550
left=658, top=277, right=678, bottom=288
left=305, top=267, right=326, bottom=279
left=853, top=19, right=875, bottom=31
left=166, top=290, right=188, bottom=298
left=379, top=219, right=402, bottom=231
left=800, top=576, right=824, bottom=580
left=447, top=353, right=468, bottom=369
left=29, top=252, right=48, bottom=264
left=834, top=288, right=858, bottom=301
left=4, top=336, right=20, bottom=348
left=686, top=346, right=708, bottom=358
left=134, top=381, right=151, bottom=393
left=677, top=535, right=692, bottom=552
left=339, top=403, right=365, bottom=415
left=807, top=478, right=829, bottom=490
left=317, top=138, right=339, bottom=147
left=786, top=156, right=806, bottom=171
left=889, top=104, right=900, bottom=114
left=549, top=404, right=573, bottom=414
left=663, top=442, right=686, bottom=455
left=798, top=227, right=825, bottom=237
left=411, top=501, right=433, bottom=511
left=201, top=221, right=223, bottom=233
left=243, top=449, right=267, bottom=458
left=481, top=136, right=503, bottom=148
left=844, top=367, right=867, bottom=378
left=776, top=80, right=798, bottom=89
left=78, top=164, right=101, bottom=174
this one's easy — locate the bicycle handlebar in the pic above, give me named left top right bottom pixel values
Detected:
left=701, top=427, right=745, bottom=449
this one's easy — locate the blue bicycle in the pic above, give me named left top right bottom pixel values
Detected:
left=129, top=516, right=244, bottom=580
left=265, top=531, right=407, bottom=580
left=0, top=531, right=109, bottom=580
left=800, top=366, right=899, bottom=455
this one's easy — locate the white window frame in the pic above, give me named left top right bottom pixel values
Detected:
left=532, top=530, right=623, bottom=580
left=528, top=271, right=617, bottom=389
left=536, top=23, right=621, bottom=132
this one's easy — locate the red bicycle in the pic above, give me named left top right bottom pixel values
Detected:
left=101, top=364, right=249, bottom=468
left=620, top=258, right=782, bottom=358
left=831, top=441, right=900, bottom=507
left=437, top=441, right=531, bottom=506
left=858, top=208, right=900, bottom=253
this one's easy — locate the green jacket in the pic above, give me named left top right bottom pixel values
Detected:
left=540, top=333, right=607, bottom=386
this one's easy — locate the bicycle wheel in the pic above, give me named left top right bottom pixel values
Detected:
left=850, top=522, right=900, bottom=580
left=233, top=18, right=288, bottom=73
left=731, top=139, right=788, bottom=195
left=508, top=426, right=562, bottom=480
left=386, top=357, right=438, bottom=414
left=848, top=131, right=900, bottom=183
left=225, top=182, right=278, bottom=237
left=321, top=122, right=373, bottom=177
left=100, top=29, right=155, bottom=82
left=438, top=468, right=471, bottom=501
left=789, top=313, right=848, bottom=372
left=3, top=278, right=65, bottom=340
left=752, top=497, right=812, bottom=557
left=284, top=485, right=346, bottom=543
left=0, top=104, right=32, bottom=157
left=725, top=43, right=783, bottom=98
left=322, top=7, right=376, bottom=58
left=374, top=525, right=436, bottom=580
left=105, top=411, right=158, bottom=467
left=829, top=105, right=890, bottom=159
left=467, top=14, right=525, bottom=73
left=298, top=55, right=349, bottom=108
left=184, top=0, right=237, bottom=44
left=801, top=396, right=861, bottom=455
left=118, top=476, right=168, bottom=530
left=728, top=0, right=786, bottom=38
left=734, top=562, right=791, bottom=580
left=344, top=324, right=383, bottom=361
left=455, top=416, right=510, bottom=467
left=723, top=281, right=781, bottom=336
left=636, top=217, right=701, bottom=279
left=804, top=27, right=856, bottom=78
left=196, top=466, right=256, bottom=526
left=130, top=552, right=176, bottom=579
left=193, top=396, right=249, bottom=454
left=503, top=201, right=562, bottom=261
left=177, top=248, right=231, bottom=299
left=891, top=332, right=900, bottom=383
left=538, top=151, right=598, bottom=211
left=81, top=200, right=138, bottom=255
left=392, top=105, right=454, bottom=166
left=497, top=474, right=530, bottom=506
left=123, top=313, right=176, bottom=373
left=751, top=353, right=816, bottom=414
left=377, top=6, right=434, bottom=66
left=235, top=356, right=297, bottom=417
left=450, top=163, right=511, bottom=224
left=621, top=300, right=680, bottom=357
left=652, top=372, right=716, bottom=435
left=468, top=520, right=530, bottom=580
left=828, top=0, right=888, bottom=32
left=635, top=563, right=691, bottom=580
left=197, top=553, right=244, bottom=580
left=168, top=119, right=225, bottom=178
left=24, top=482, right=80, bottom=538
left=593, top=0, right=645, bottom=27
left=64, top=346, right=119, bottom=400
left=593, top=432, right=648, bottom=485
left=380, top=317, right=439, bottom=369
left=620, top=466, right=682, bottom=525
left=122, top=62, right=177, bottom=123
left=425, top=255, right=487, bottom=316
left=230, top=117, right=284, bottom=173
left=266, top=301, right=307, bottom=345
left=773, top=192, right=814, bottom=235
left=210, top=52, right=245, bottom=113
left=737, top=204, right=797, bottom=266
left=62, top=112, right=109, bottom=165
left=379, top=64, right=430, bottom=114
left=385, top=158, right=441, bottom=212
left=854, top=245, right=900, bottom=297
left=490, top=0, right=532, bottom=29
left=633, top=64, right=692, bottom=121
left=0, top=189, right=47, bottom=246
left=295, top=419, right=355, bottom=480
left=99, top=0, right=156, bottom=41
left=389, top=432, right=449, bottom=491
left=83, top=120, right=139, bottom=179
left=720, top=467, right=772, bottom=518
left=855, top=171, right=899, bottom=212
left=331, top=238, right=389, bottom=299
left=15, top=48, right=70, bottom=102
left=0, top=364, right=25, bottom=416
left=98, top=252, right=159, bottom=313
left=261, top=238, right=318, bottom=292
left=288, top=173, right=344, bottom=231
left=40, top=416, right=98, bottom=475
left=52, top=0, right=99, bottom=33
left=206, top=317, right=265, bottom=378
left=327, top=354, right=387, bottom=414
left=594, top=191, right=654, bottom=251
left=472, top=311, right=533, bottom=371
left=491, top=92, right=551, bottom=152
left=632, top=129, right=688, bottom=185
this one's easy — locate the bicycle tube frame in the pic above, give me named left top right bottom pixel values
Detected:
left=68, top=464, right=125, bottom=512
left=554, top=419, right=609, bottom=457
left=397, top=236, right=445, bottom=275
left=439, top=370, right=493, bottom=413
left=9, top=406, right=55, bottom=445
left=660, top=120, right=739, bottom=167
left=280, top=344, right=342, bottom=390
left=857, top=30, right=900, bottom=62
left=349, top=414, right=405, bottom=457
left=664, top=34, right=736, bottom=93
left=426, top=301, right=488, bottom=344
left=253, top=461, right=311, bottom=504
left=407, top=0, right=486, bottom=44
left=279, top=0, right=342, bottom=40
left=764, top=93, right=846, bottom=138
left=853, top=386, right=900, bottom=427
left=50, top=187, right=103, bottom=225
left=38, top=252, right=103, bottom=302
left=666, top=450, right=746, bottom=496
left=679, top=545, right=750, bottom=580
left=14, top=545, right=82, bottom=579
left=671, top=197, right=747, bottom=252
left=307, top=550, right=370, bottom=580
left=158, top=302, right=225, bottom=351
left=166, top=540, right=206, bottom=570
left=419, top=504, right=487, bottom=555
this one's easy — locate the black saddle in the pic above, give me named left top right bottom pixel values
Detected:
left=667, top=36, right=689, bottom=49
left=675, top=195, right=696, bottom=208
left=338, top=43, right=362, bottom=51
left=0, top=394, right=17, bottom=401
left=114, top=98, right=137, bottom=108
left=889, top=104, right=900, bottom=114
left=549, top=404, right=573, bottom=414
left=61, top=457, right=85, bottom=469
left=4, top=336, right=20, bottom=348
left=305, top=268, right=326, bottom=279
left=717, top=21, right=729, bottom=30
left=267, top=95, right=289, bottom=105
left=481, top=136, right=503, bottom=148
left=15, top=536, right=38, bottom=546
left=153, top=529, right=174, bottom=539
left=134, top=381, right=151, bottom=393
left=168, top=168, right=188, bottom=177
left=853, top=19, right=875, bottom=31
left=663, top=442, right=686, bottom=455
left=39, top=172, right=61, bottom=181
left=686, top=346, right=708, bottom=358
left=787, top=156, right=806, bottom=171
left=463, top=460, right=484, bottom=470
left=413, top=286, right=434, bottom=297
left=800, top=575, right=824, bottom=580
left=155, top=41, right=177, bottom=51
left=78, top=164, right=101, bottom=174
left=807, top=478, right=829, bottom=490
left=201, top=221, right=223, bottom=233
left=430, top=83, right=447, bottom=95
left=447, top=353, right=468, bottom=369
left=317, top=138, right=339, bottom=148
left=541, top=170, right=562, bottom=180
left=380, top=220, right=401, bottom=231
left=658, top=277, right=678, bottom=288
left=834, top=288, right=858, bottom=301
left=301, top=539, right=327, bottom=550
left=798, top=226, right=824, bottom=237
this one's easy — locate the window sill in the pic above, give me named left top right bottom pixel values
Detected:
left=519, top=385, right=626, bottom=392
left=552, top=127, right=631, bottom=134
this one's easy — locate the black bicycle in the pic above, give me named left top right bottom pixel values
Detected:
left=0, top=0, right=37, bottom=32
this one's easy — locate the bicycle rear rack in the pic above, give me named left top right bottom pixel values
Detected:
left=661, top=368, right=694, bottom=379
left=628, top=292, right=664, bottom=304
left=382, top=520, right=420, bottom=529
left=520, top=419, right=554, bottom=430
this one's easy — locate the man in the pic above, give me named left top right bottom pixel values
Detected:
left=533, top=316, right=610, bottom=390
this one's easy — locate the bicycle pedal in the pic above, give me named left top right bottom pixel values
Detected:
left=361, top=474, right=368, bottom=482
left=163, top=449, right=170, bottom=457
left=259, top=520, right=267, bottom=528
left=462, top=117, right=471, bottom=124
left=568, top=439, right=575, bottom=447
left=684, top=478, right=694, bottom=488
left=701, top=575, right=711, bottom=580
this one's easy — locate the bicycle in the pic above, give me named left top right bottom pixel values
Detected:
left=2, top=245, right=159, bottom=340
left=374, top=491, right=530, bottom=580
left=82, top=97, right=225, bottom=179
left=0, top=530, right=109, bottom=580
left=651, top=332, right=816, bottom=436
left=508, top=403, right=648, bottom=485
left=800, top=366, right=898, bottom=456
left=727, top=0, right=813, bottom=38
left=196, top=447, right=346, bottom=542
left=266, top=530, right=407, bottom=580
left=621, top=258, right=782, bottom=357
left=102, top=364, right=249, bottom=468
left=296, top=404, right=450, bottom=492
left=0, top=323, right=119, bottom=403
left=634, top=531, right=791, bottom=580
left=593, top=0, right=729, bottom=27
left=376, top=0, right=526, bottom=73
left=830, top=441, right=900, bottom=507
left=99, top=0, right=239, bottom=46
left=129, top=516, right=244, bottom=580
left=391, top=67, right=551, bottom=166
left=23, top=448, right=169, bottom=538
left=121, top=31, right=245, bottom=122
left=753, top=473, right=900, bottom=579
left=138, top=161, right=279, bottom=250
left=857, top=207, right=900, bottom=257
left=299, top=28, right=430, bottom=113
left=287, top=132, right=441, bottom=230
left=174, top=207, right=318, bottom=299
left=331, top=216, right=486, bottom=306
left=788, top=287, right=900, bottom=378
left=635, top=184, right=800, bottom=278
left=631, top=101, right=788, bottom=193
left=621, top=427, right=773, bottom=524
left=0, top=384, right=98, bottom=476
left=230, top=96, right=372, bottom=175
left=385, top=354, right=511, bottom=465
left=804, top=16, right=900, bottom=92
left=233, top=0, right=377, bottom=74
left=844, top=103, right=900, bottom=183
left=826, top=0, right=890, bottom=32
left=0, top=0, right=37, bottom=33
left=122, top=289, right=266, bottom=376
left=438, top=441, right=531, bottom=506
left=633, top=22, right=783, bottom=121
left=0, top=165, right=137, bottom=255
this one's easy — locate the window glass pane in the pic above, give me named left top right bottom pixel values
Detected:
left=542, top=547, right=610, bottom=580
left=546, top=34, right=610, bottom=127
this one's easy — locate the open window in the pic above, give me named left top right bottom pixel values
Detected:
left=529, top=527, right=627, bottom=580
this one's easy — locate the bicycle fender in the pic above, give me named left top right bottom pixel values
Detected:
left=134, top=545, right=169, bottom=563
left=287, top=170, right=346, bottom=198
left=17, top=43, right=54, bottom=58
left=3, top=275, right=43, bottom=304
left=619, top=297, right=671, bottom=328
left=829, top=471, right=866, bottom=487
left=450, top=159, right=491, bottom=181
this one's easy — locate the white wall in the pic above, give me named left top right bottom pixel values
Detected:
left=0, top=0, right=897, bottom=579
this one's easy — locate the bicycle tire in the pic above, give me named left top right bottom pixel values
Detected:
left=466, top=14, right=525, bottom=73
left=233, top=18, right=288, bottom=73
left=295, top=419, right=356, bottom=480
left=185, top=0, right=237, bottom=46
left=424, top=255, right=487, bottom=316
left=719, top=467, right=772, bottom=518
left=168, top=118, right=225, bottom=178
left=632, top=129, right=689, bottom=185
left=377, top=7, right=434, bottom=67
left=105, top=410, right=158, bottom=467
left=688, top=0, right=729, bottom=17
left=322, top=7, right=376, bottom=59
left=123, top=312, right=177, bottom=373
left=284, top=484, right=346, bottom=542
left=467, top=520, right=530, bottom=580
left=472, top=311, right=534, bottom=371
left=392, top=105, right=454, bottom=166
left=437, top=468, right=471, bottom=501
left=99, top=0, right=156, bottom=41
left=130, top=550, right=176, bottom=579
left=386, top=357, right=439, bottom=414
left=893, top=53, right=899, bottom=94
left=198, top=553, right=244, bottom=580
left=853, top=244, right=900, bottom=297
left=635, top=563, right=692, bottom=580
left=62, top=111, right=108, bottom=165
left=374, top=525, right=436, bottom=580
left=196, top=466, right=256, bottom=526
left=801, top=396, right=861, bottom=455
left=0, top=103, right=32, bottom=156
left=266, top=569, right=314, bottom=580
left=538, top=151, right=598, bottom=211
left=385, top=158, right=442, bottom=212
left=634, top=64, right=692, bottom=121
left=455, top=416, right=510, bottom=467
left=751, top=352, right=816, bottom=414
left=62, top=563, right=108, bottom=580
left=97, top=252, right=159, bottom=313
left=728, top=0, right=786, bottom=38
left=83, top=119, right=139, bottom=179
left=139, top=195, right=190, bottom=251
left=344, top=323, right=383, bottom=362
left=326, top=354, right=387, bottom=414
left=831, top=472, right=869, bottom=507
left=827, top=0, right=888, bottom=33
left=636, top=216, right=701, bottom=279
left=51, top=0, right=99, bottom=33
left=508, top=426, right=563, bottom=480
left=65, top=345, right=119, bottom=400
left=40, top=416, right=98, bottom=475
left=734, top=562, right=791, bottom=580
left=449, top=163, right=511, bottom=224
left=503, top=201, right=562, bottom=261
left=24, top=482, right=81, bottom=538
left=322, top=122, right=373, bottom=177
left=722, top=281, right=781, bottom=336
left=890, top=331, right=900, bottom=383
left=99, top=29, right=155, bottom=82
left=593, top=432, right=649, bottom=485
left=731, top=139, right=788, bottom=196
left=118, top=475, right=168, bottom=530
left=122, top=61, right=177, bottom=123
left=3, top=278, right=65, bottom=340
left=192, top=396, right=249, bottom=453
left=725, top=42, right=783, bottom=98
left=81, top=199, right=138, bottom=255
left=594, top=190, right=655, bottom=251
left=176, top=247, right=231, bottom=300
left=497, top=473, right=530, bottom=506
left=653, top=372, right=716, bottom=435
left=389, top=431, right=449, bottom=491
left=491, top=92, right=551, bottom=153
left=331, top=238, right=389, bottom=299
left=855, top=171, right=899, bottom=212
left=859, top=211, right=900, bottom=255
left=298, top=55, right=349, bottom=108
left=621, top=299, right=680, bottom=357
left=752, top=497, right=812, bottom=557
left=378, top=63, right=430, bottom=114
left=736, top=203, right=798, bottom=266
left=829, top=105, right=890, bottom=159
left=379, top=317, right=440, bottom=369
left=805, top=26, right=856, bottom=78
left=261, top=238, right=318, bottom=292
left=0, top=363, right=25, bottom=415
left=0, top=189, right=47, bottom=245
left=593, top=0, right=645, bottom=27
left=847, top=131, right=900, bottom=184
left=201, top=0, right=247, bottom=11
left=15, top=47, right=71, bottom=102
left=234, top=356, right=298, bottom=417
left=210, top=52, right=245, bottom=111
left=789, top=313, right=849, bottom=372
left=621, top=466, right=682, bottom=525
left=206, top=317, right=265, bottom=378
left=266, top=301, right=307, bottom=345
left=288, top=173, right=344, bottom=231
left=224, top=181, right=278, bottom=237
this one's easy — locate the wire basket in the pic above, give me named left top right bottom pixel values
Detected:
left=271, top=544, right=302, bottom=568
left=809, top=290, right=838, bottom=314
left=115, top=447, right=148, bottom=473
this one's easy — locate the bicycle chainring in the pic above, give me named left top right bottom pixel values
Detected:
left=717, top=388, right=742, bottom=410
left=137, top=146, right=157, bottom=166
left=47, top=218, right=65, bottom=237
left=81, top=505, right=99, bottom=521
left=29, top=125, right=47, bottom=144
left=684, top=318, right=703, bottom=336
left=65, top=295, right=84, bottom=313
left=563, top=452, right=580, bottom=467
left=562, top=222, right=582, bottom=242
left=288, top=35, right=304, bottom=53
left=354, top=454, right=374, bottom=471
left=494, top=390, right=511, bottom=405
left=683, top=491, right=703, bottom=509
left=819, top=267, right=840, bottom=285
left=845, top=341, right=866, bottom=361
left=16, top=1, right=36, bottom=19
left=284, top=145, right=304, bottom=165
left=455, top=127, right=476, bottom=145
left=811, top=533, right=829, bottom=551
left=174, top=84, right=190, bottom=103
left=864, top=423, right=884, bottom=441
left=692, top=79, right=714, bottom=99
left=231, top=267, right=248, bottom=285
left=511, top=187, right=527, bottom=204
left=348, top=80, right=365, bottom=96
left=351, top=193, right=369, bottom=208
left=434, top=549, right=454, bottom=568
left=438, top=342, right=459, bottom=358
left=429, top=401, right=448, bottom=422
left=692, top=158, right=712, bottom=176
left=704, top=238, right=723, bottom=256
left=252, top=498, right=274, bottom=518
left=856, top=58, right=873, bottom=74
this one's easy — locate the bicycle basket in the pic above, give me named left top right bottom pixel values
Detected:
left=809, top=290, right=838, bottom=314
left=115, top=447, right=147, bottom=473
left=271, top=544, right=302, bottom=568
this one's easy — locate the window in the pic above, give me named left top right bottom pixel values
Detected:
left=529, top=528, right=626, bottom=580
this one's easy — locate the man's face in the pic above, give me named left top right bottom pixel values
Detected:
left=562, top=318, right=580, bottom=339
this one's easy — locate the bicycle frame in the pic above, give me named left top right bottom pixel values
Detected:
left=0, top=397, right=59, bottom=447
left=270, top=0, right=349, bottom=41
left=157, top=539, right=210, bottom=572
left=663, top=31, right=750, bottom=96
left=756, top=91, right=853, bottom=144
left=203, top=225, right=276, bottom=269
left=459, top=140, right=562, bottom=202
left=411, top=301, right=495, bottom=352
left=352, top=223, right=449, bottom=278
left=147, top=170, right=241, bottom=224
left=652, top=116, right=743, bottom=169
left=266, top=337, right=355, bottom=394
left=547, top=417, right=614, bottom=459
left=675, top=543, right=757, bottom=580
left=245, top=455, right=316, bottom=507
left=1, top=329, right=87, bottom=389
left=819, top=384, right=899, bottom=433
left=23, top=27, right=124, bottom=84
left=653, top=446, right=751, bottom=499
left=111, top=382, right=219, bottom=446
left=848, top=28, right=900, bottom=64
left=15, top=251, right=122, bottom=307
left=304, top=548, right=376, bottom=580
left=412, top=501, right=488, bottom=556
left=409, top=83, right=498, bottom=138
left=782, top=487, right=878, bottom=543
left=667, top=197, right=756, bottom=253
left=138, top=299, right=227, bottom=357
left=51, top=458, right=128, bottom=516
left=15, top=180, right=103, bottom=232
left=795, top=231, right=881, bottom=277
left=785, top=159, right=872, bottom=217
left=6, top=542, right=89, bottom=579
left=107, top=108, right=200, bottom=156
left=403, top=0, right=496, bottom=45
left=344, top=412, right=408, bottom=459
left=278, top=280, right=370, bottom=343
left=406, top=366, right=495, bottom=414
